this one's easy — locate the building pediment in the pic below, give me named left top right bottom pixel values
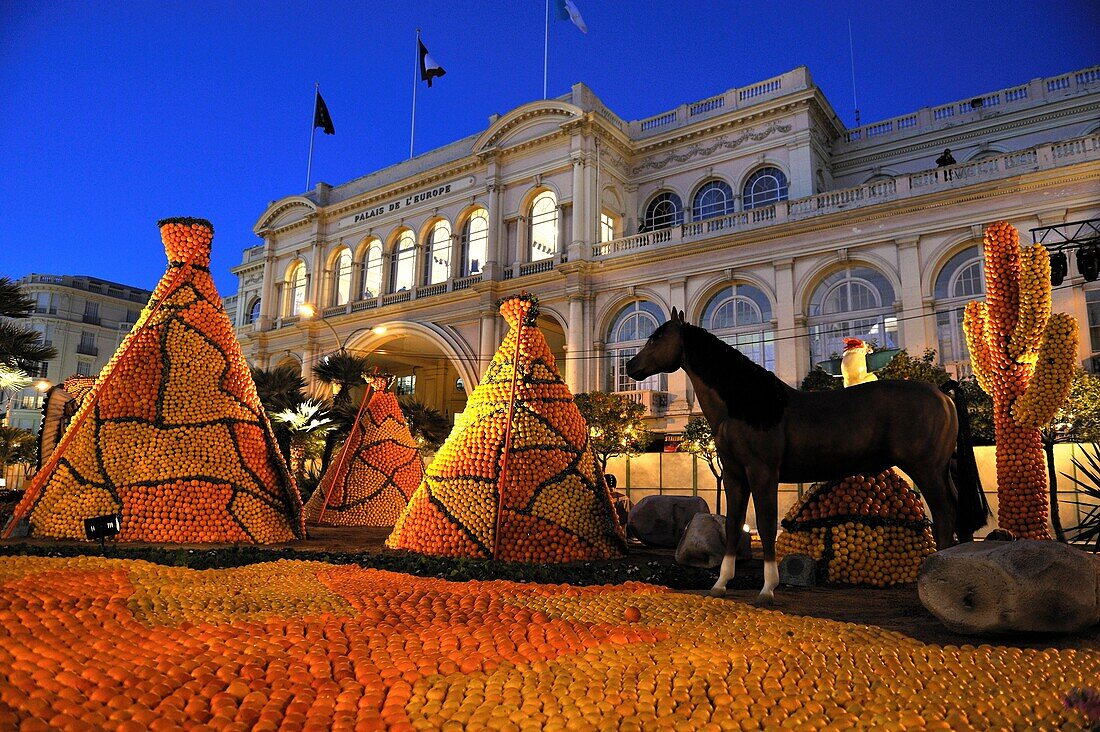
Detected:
left=254, top=197, right=318, bottom=234
left=473, top=101, right=586, bottom=153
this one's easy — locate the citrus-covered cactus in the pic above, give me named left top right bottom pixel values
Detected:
left=962, top=221, right=1079, bottom=538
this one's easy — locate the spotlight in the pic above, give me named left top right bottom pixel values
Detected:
left=1049, top=251, right=1067, bottom=286
left=1078, top=245, right=1100, bottom=283
left=84, top=514, right=121, bottom=551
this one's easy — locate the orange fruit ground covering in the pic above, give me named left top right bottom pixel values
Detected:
left=303, top=376, right=423, bottom=526
left=13, top=218, right=303, bottom=544
left=0, top=556, right=1094, bottom=731
left=387, top=294, right=625, bottom=562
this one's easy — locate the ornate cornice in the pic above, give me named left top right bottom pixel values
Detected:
left=631, top=121, right=794, bottom=174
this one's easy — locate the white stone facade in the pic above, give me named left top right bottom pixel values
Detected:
left=231, top=65, right=1100, bottom=436
left=4, top=275, right=152, bottom=431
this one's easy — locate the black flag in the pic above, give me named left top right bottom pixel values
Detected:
left=313, top=91, right=335, bottom=135
left=418, top=39, right=446, bottom=87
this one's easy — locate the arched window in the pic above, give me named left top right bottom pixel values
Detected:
left=606, top=301, right=666, bottom=392
left=934, top=247, right=985, bottom=368
left=285, top=262, right=307, bottom=316
left=389, top=229, right=416, bottom=293
left=425, top=220, right=451, bottom=285
left=600, top=210, right=619, bottom=243
left=360, top=240, right=383, bottom=299
left=742, top=167, right=789, bottom=210
left=701, top=284, right=776, bottom=371
left=692, top=180, right=734, bottom=221
left=642, top=192, right=683, bottom=231
left=461, top=208, right=488, bottom=277
left=529, top=191, right=558, bottom=261
left=247, top=298, right=261, bottom=324
left=331, top=248, right=353, bottom=306
left=807, top=266, right=897, bottom=367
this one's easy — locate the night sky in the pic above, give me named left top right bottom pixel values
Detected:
left=1, top=1, right=1096, bottom=296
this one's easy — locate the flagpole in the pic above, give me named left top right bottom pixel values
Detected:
left=306, top=82, right=319, bottom=191
left=411, top=29, right=420, bottom=159
left=543, top=0, right=550, bottom=99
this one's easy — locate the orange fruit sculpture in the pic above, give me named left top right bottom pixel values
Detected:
left=386, top=293, right=626, bottom=562
left=776, top=469, right=936, bottom=586
left=303, top=374, right=423, bottom=526
left=9, top=218, right=304, bottom=544
left=963, top=221, right=1078, bottom=538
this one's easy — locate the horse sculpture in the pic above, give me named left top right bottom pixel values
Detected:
left=626, top=308, right=988, bottom=604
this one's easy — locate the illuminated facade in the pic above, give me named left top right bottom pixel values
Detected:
left=231, top=65, right=1100, bottom=437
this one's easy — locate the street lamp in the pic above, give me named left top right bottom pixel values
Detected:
left=298, top=303, right=386, bottom=353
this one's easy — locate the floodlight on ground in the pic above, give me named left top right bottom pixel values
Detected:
left=84, top=514, right=122, bottom=551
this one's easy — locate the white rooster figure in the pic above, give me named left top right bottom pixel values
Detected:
left=841, top=337, right=878, bottom=388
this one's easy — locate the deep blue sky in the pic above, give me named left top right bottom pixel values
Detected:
left=1, top=1, right=1096, bottom=296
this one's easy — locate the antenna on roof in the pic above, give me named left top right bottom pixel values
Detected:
left=848, top=19, right=860, bottom=127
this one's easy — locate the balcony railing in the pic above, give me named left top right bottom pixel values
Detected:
left=75, top=343, right=98, bottom=357
left=613, top=389, right=670, bottom=418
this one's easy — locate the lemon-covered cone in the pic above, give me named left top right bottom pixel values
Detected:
left=387, top=294, right=626, bottom=562
left=14, top=218, right=304, bottom=544
left=776, top=469, right=935, bottom=586
left=304, top=374, right=423, bottom=526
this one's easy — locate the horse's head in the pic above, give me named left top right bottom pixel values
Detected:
left=626, top=308, right=686, bottom=380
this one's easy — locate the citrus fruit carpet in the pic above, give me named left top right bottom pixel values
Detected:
left=0, top=556, right=1095, bottom=731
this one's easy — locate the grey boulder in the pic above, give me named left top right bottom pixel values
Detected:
left=628, top=495, right=709, bottom=548
left=918, top=540, right=1100, bottom=635
left=674, top=513, right=753, bottom=567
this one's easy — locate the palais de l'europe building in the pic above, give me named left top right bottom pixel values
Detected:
left=228, top=65, right=1100, bottom=441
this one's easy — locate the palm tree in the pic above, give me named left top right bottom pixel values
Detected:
left=313, top=351, right=372, bottom=405
left=271, top=400, right=334, bottom=486
left=398, top=398, right=451, bottom=453
left=249, top=364, right=306, bottom=465
left=1, top=277, right=57, bottom=399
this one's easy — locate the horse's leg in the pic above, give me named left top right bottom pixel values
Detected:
left=748, top=466, right=780, bottom=606
left=709, top=465, right=749, bottom=597
left=907, top=464, right=957, bottom=550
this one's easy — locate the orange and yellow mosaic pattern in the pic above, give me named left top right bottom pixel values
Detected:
left=303, top=376, right=423, bottom=526
left=14, top=218, right=303, bottom=544
left=0, top=556, right=1094, bottom=731
left=387, top=294, right=625, bottom=562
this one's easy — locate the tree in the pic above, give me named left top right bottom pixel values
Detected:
left=271, top=399, right=334, bottom=485
left=876, top=348, right=952, bottom=386
left=1041, top=369, right=1100, bottom=542
left=250, top=364, right=306, bottom=466
left=958, top=376, right=994, bottom=444
left=0, top=425, right=35, bottom=484
left=574, top=391, right=650, bottom=472
left=799, top=366, right=840, bottom=392
left=0, top=277, right=57, bottom=405
left=399, top=398, right=451, bottom=454
left=312, top=351, right=372, bottom=405
left=679, top=415, right=724, bottom=513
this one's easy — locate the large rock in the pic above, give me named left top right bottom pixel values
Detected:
left=628, top=496, right=709, bottom=548
left=918, top=540, right=1100, bottom=635
left=674, top=513, right=752, bottom=567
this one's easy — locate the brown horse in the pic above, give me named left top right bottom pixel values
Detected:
left=626, top=308, right=988, bottom=604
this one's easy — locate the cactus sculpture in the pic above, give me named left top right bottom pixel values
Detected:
left=963, top=221, right=1079, bottom=538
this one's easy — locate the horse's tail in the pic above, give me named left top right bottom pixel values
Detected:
left=940, top=379, right=990, bottom=538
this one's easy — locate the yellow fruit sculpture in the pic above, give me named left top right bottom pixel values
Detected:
left=387, top=293, right=626, bottom=562
left=775, top=470, right=936, bottom=586
left=8, top=218, right=304, bottom=544
left=303, top=374, right=422, bottom=526
left=963, top=221, right=1078, bottom=538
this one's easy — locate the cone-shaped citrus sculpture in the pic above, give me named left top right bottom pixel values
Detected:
left=304, top=374, right=423, bottom=526
left=387, top=293, right=626, bottom=562
left=776, top=469, right=936, bottom=586
left=10, top=218, right=304, bottom=543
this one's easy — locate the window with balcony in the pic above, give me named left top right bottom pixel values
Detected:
left=807, top=266, right=897, bottom=367
left=425, top=220, right=451, bottom=285
left=35, top=292, right=58, bottom=314
left=692, top=180, right=734, bottom=221
left=742, top=167, right=789, bottom=210
left=77, top=331, right=97, bottom=357
left=332, top=248, right=353, bottom=306
left=83, top=300, right=100, bottom=325
left=529, top=192, right=558, bottom=262
left=701, top=284, right=776, bottom=371
left=461, top=208, right=489, bottom=277
left=934, top=247, right=985, bottom=369
left=76, top=361, right=93, bottom=377
left=607, top=301, right=666, bottom=392
left=600, top=211, right=618, bottom=243
left=360, top=240, right=383, bottom=299
left=285, top=262, right=307, bottom=316
left=390, top=230, right=416, bottom=292
left=641, top=192, right=683, bottom=232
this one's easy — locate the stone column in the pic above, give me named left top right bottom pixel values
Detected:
left=478, top=309, right=497, bottom=379
left=309, top=236, right=325, bottom=305
left=624, top=184, right=639, bottom=235
left=569, top=154, right=586, bottom=256
left=773, top=258, right=799, bottom=386
left=896, top=236, right=931, bottom=353
left=666, top=279, right=690, bottom=414
left=487, top=182, right=505, bottom=277
left=258, top=234, right=277, bottom=330
left=565, top=295, right=585, bottom=393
